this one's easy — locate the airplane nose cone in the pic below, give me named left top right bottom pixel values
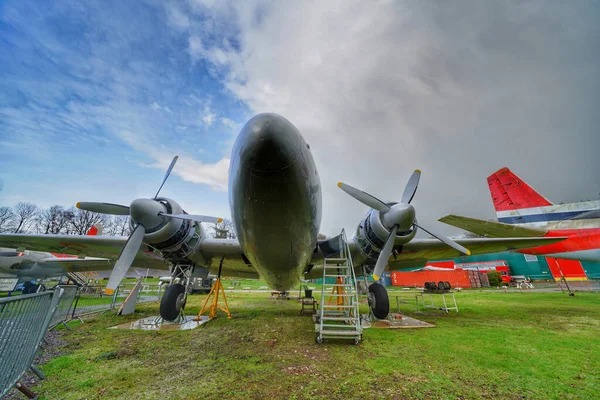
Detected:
left=237, top=113, right=301, bottom=171
left=129, top=198, right=166, bottom=229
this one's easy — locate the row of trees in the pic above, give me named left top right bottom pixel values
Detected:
left=0, top=202, right=238, bottom=239
left=0, top=202, right=132, bottom=236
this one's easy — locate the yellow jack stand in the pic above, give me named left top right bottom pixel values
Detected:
left=326, top=276, right=346, bottom=307
left=195, top=277, right=232, bottom=320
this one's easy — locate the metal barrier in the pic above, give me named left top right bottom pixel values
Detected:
left=48, top=285, right=79, bottom=330
left=0, top=288, right=63, bottom=398
left=70, top=283, right=162, bottom=319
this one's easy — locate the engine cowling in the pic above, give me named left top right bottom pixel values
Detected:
left=130, top=197, right=205, bottom=262
left=354, top=206, right=417, bottom=263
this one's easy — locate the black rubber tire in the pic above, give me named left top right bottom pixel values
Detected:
left=437, top=281, right=445, bottom=290
left=160, top=284, right=186, bottom=321
left=369, top=283, right=389, bottom=319
left=444, top=281, right=451, bottom=290
left=316, top=334, right=323, bottom=344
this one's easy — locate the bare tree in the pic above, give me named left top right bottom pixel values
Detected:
left=106, top=215, right=131, bottom=236
left=37, top=205, right=74, bottom=234
left=213, top=219, right=237, bottom=239
left=70, top=209, right=108, bottom=235
left=0, top=206, right=13, bottom=233
left=12, top=202, right=39, bottom=233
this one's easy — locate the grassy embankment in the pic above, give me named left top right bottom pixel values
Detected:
left=30, top=290, right=600, bottom=399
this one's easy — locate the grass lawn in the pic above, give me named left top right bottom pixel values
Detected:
left=32, top=290, right=599, bottom=399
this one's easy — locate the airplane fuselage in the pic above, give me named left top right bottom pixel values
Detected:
left=229, top=114, right=322, bottom=290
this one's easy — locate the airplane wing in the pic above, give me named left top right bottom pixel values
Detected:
left=38, top=257, right=114, bottom=272
left=387, top=236, right=565, bottom=271
left=0, top=233, right=169, bottom=270
left=198, top=238, right=260, bottom=279
left=438, top=215, right=548, bottom=237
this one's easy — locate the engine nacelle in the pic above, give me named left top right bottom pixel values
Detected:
left=130, top=197, right=205, bottom=262
left=354, top=207, right=417, bottom=262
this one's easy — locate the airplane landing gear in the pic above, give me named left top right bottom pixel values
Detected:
left=160, top=284, right=186, bottom=321
left=159, top=264, right=194, bottom=321
left=368, top=282, right=389, bottom=319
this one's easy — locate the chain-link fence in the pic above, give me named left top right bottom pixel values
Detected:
left=0, top=288, right=63, bottom=398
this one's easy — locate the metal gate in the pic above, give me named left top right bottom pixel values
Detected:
left=0, top=288, right=63, bottom=397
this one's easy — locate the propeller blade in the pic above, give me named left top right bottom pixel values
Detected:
left=159, top=213, right=223, bottom=224
left=414, top=223, right=471, bottom=256
left=153, top=155, right=179, bottom=199
left=76, top=202, right=130, bottom=216
left=337, top=182, right=390, bottom=213
left=372, top=225, right=398, bottom=281
left=104, top=224, right=146, bottom=294
left=401, top=169, right=421, bottom=204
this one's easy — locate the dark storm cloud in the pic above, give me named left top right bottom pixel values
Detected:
left=184, top=0, right=599, bottom=235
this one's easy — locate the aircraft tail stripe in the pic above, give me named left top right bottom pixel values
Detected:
left=487, top=167, right=552, bottom=213
left=498, top=211, right=595, bottom=224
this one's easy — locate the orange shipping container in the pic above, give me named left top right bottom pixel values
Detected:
left=391, top=269, right=472, bottom=288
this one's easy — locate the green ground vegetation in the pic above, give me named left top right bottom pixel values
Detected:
left=32, top=290, right=600, bottom=399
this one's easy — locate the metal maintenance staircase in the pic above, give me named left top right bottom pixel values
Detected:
left=67, top=271, right=100, bottom=287
left=67, top=272, right=88, bottom=287
left=315, top=229, right=362, bottom=344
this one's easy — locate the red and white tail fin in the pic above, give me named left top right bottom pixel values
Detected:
left=487, top=168, right=600, bottom=228
left=86, top=224, right=103, bottom=236
left=487, top=168, right=552, bottom=225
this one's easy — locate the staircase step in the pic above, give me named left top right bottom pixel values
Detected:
left=319, top=324, right=358, bottom=328
left=321, top=304, right=357, bottom=308
left=321, top=316, right=359, bottom=321
left=324, top=293, right=353, bottom=297
left=319, top=330, right=360, bottom=336
left=324, top=258, right=348, bottom=262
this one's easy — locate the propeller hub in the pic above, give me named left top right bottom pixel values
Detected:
left=129, top=198, right=167, bottom=229
left=382, top=203, right=415, bottom=231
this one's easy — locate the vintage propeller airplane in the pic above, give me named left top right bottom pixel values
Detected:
left=0, top=114, right=565, bottom=320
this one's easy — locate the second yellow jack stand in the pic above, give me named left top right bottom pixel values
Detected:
left=195, top=277, right=232, bottom=320
left=326, top=276, right=346, bottom=307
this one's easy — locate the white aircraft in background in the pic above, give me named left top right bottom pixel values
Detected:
left=0, top=114, right=564, bottom=319
left=0, top=225, right=151, bottom=293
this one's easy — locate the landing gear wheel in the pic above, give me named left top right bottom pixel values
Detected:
left=160, top=284, right=186, bottom=321
left=368, top=283, right=389, bottom=320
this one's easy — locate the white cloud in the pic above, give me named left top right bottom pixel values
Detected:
left=165, top=3, right=190, bottom=31
left=202, top=104, right=216, bottom=125
left=220, top=117, right=236, bottom=128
